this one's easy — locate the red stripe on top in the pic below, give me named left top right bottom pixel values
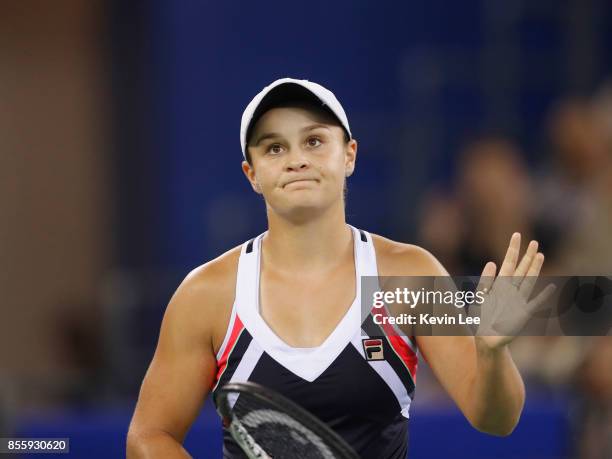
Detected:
left=388, top=334, right=418, bottom=381
left=213, top=313, right=244, bottom=387
left=374, top=306, right=418, bottom=380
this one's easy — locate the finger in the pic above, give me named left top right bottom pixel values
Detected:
left=498, top=232, right=521, bottom=277
left=476, top=261, right=497, bottom=294
left=512, top=240, right=539, bottom=287
left=519, top=252, right=545, bottom=298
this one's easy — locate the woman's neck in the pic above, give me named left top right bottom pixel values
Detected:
left=263, top=204, right=353, bottom=274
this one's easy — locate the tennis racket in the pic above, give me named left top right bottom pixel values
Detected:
left=215, top=381, right=360, bottom=459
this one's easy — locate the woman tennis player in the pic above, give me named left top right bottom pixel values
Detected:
left=127, top=78, right=552, bottom=458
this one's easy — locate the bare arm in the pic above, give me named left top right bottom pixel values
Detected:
left=375, top=236, right=526, bottom=436
left=417, top=334, right=525, bottom=436
left=126, top=262, right=232, bottom=458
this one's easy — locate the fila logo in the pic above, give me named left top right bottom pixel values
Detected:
left=362, top=338, right=384, bottom=361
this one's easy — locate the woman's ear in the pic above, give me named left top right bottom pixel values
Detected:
left=345, top=139, right=357, bottom=177
left=241, top=160, right=262, bottom=194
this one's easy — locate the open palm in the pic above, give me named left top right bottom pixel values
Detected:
left=475, top=232, right=556, bottom=349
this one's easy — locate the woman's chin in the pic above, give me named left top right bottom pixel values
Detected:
left=273, top=201, right=331, bottom=222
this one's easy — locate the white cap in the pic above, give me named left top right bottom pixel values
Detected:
left=240, top=77, right=352, bottom=158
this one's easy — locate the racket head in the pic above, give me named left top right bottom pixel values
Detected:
left=215, top=381, right=360, bottom=459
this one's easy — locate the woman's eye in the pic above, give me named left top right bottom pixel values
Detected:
left=307, top=137, right=322, bottom=148
left=268, top=144, right=283, bottom=154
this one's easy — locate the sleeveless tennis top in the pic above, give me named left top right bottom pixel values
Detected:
left=212, top=225, right=419, bottom=458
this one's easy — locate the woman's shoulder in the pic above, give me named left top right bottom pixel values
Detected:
left=181, top=243, right=243, bottom=306
left=168, top=243, right=246, bottom=355
left=368, top=232, right=449, bottom=276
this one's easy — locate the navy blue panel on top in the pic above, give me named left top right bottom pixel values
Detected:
left=223, top=344, right=408, bottom=458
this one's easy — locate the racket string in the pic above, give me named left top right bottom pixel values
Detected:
left=230, top=392, right=339, bottom=459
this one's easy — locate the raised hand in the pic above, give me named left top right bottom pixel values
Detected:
left=474, top=232, right=556, bottom=349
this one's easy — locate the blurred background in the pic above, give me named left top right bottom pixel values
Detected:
left=1, top=0, right=611, bottom=457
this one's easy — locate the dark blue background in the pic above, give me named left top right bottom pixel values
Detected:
left=114, top=0, right=612, bottom=271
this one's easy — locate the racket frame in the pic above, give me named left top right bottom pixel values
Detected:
left=215, top=381, right=360, bottom=459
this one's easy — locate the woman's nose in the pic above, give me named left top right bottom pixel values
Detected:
left=285, top=148, right=310, bottom=171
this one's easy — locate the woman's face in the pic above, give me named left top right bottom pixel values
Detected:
left=242, top=106, right=357, bottom=222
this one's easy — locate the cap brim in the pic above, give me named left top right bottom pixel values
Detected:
left=245, top=83, right=342, bottom=150
left=241, top=78, right=352, bottom=158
